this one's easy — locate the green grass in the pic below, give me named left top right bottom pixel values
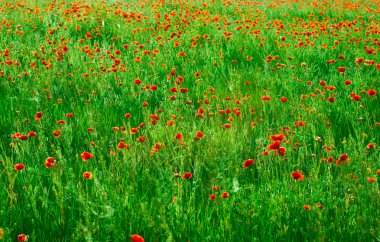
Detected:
left=0, top=0, right=379, bottom=241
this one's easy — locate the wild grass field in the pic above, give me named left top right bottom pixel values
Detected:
left=0, top=0, right=379, bottom=241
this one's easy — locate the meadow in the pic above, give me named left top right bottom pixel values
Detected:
left=0, top=0, right=379, bottom=241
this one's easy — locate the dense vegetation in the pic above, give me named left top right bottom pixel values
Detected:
left=0, top=0, right=379, bottom=241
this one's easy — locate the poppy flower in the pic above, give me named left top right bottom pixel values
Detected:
left=182, top=172, right=192, bottom=179
left=180, top=88, right=188, bottom=93
left=131, top=234, right=144, bottom=242
left=28, top=131, right=37, bottom=137
left=17, top=234, right=27, bottom=242
left=270, top=134, right=285, bottom=142
left=19, top=135, right=29, bottom=140
left=368, top=89, right=377, bottom=96
left=54, top=130, right=61, bottom=138
left=243, top=159, right=254, bottom=168
left=45, top=157, right=56, bottom=164
left=174, top=132, right=183, bottom=140
left=294, top=121, right=306, bottom=127
left=303, top=205, right=311, bottom=210
left=124, top=113, right=132, bottom=118
left=367, top=177, right=375, bottom=183
left=195, top=131, right=205, bottom=138
left=130, top=128, right=139, bottom=135
left=280, top=97, right=288, bottom=102
left=221, top=192, right=229, bottom=198
left=336, top=153, right=349, bottom=165
left=35, top=112, right=42, bottom=122
left=117, top=142, right=129, bottom=149
left=209, top=194, right=216, bottom=200
left=327, top=97, right=335, bottom=103
left=268, top=140, right=281, bottom=150
left=83, top=172, right=93, bottom=179
left=367, top=143, right=375, bottom=149
left=278, top=147, right=286, bottom=156
left=291, top=171, right=304, bottom=181
left=136, top=136, right=146, bottom=143
left=81, top=152, right=93, bottom=161
left=261, top=96, right=272, bottom=101
left=14, top=163, right=25, bottom=171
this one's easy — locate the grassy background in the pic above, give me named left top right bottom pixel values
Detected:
left=0, top=0, right=379, bottom=241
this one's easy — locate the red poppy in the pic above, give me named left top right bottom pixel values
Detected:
left=368, top=89, right=377, bottom=96
left=14, top=163, right=25, bottom=171
left=367, top=143, right=375, bottom=149
left=174, top=132, right=183, bottom=140
left=35, top=112, right=42, bottom=122
left=243, top=159, right=254, bottom=168
left=343, top=80, right=352, bottom=85
left=130, top=128, right=139, bottom=135
left=57, top=120, right=65, bottom=125
left=280, top=97, right=288, bottom=102
left=83, top=172, right=93, bottom=179
left=124, top=113, right=132, bottom=118
left=131, top=234, right=144, bottom=242
left=136, top=136, right=146, bottom=143
left=327, top=97, right=335, bottom=103
left=291, top=171, right=304, bottom=181
left=17, top=234, right=27, bottom=242
left=45, top=157, right=56, bottom=164
left=367, top=177, right=375, bottom=183
left=19, top=135, right=29, bottom=140
left=209, top=194, right=216, bottom=200
left=117, top=142, right=129, bottom=149
left=195, top=131, right=205, bottom=138
left=336, top=153, right=349, bottom=165
left=278, top=147, right=286, bottom=156
left=85, top=32, right=92, bottom=39
left=221, top=192, right=229, bottom=198
left=294, top=121, right=306, bottom=127
left=54, top=130, right=61, bottom=138
left=303, top=205, right=311, bottom=210
left=182, top=172, right=192, bottom=179
left=269, top=134, right=285, bottom=142
left=261, top=96, right=272, bottom=101
left=28, top=131, right=36, bottom=137
left=268, top=140, right=281, bottom=150
left=81, top=152, right=93, bottom=161
left=180, top=88, right=188, bottom=93
left=337, top=66, right=346, bottom=72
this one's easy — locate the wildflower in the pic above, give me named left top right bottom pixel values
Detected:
left=194, top=131, right=205, bottom=140
left=367, top=143, right=375, bottom=149
left=14, top=164, right=25, bottom=171
left=367, top=177, right=375, bottom=183
left=174, top=132, right=183, bottom=140
left=268, top=140, right=281, bottom=150
left=336, top=153, right=349, bottom=165
left=291, top=171, right=304, bottom=181
left=221, top=192, right=229, bottom=198
left=130, top=128, right=139, bottom=135
left=81, top=152, right=93, bottom=161
left=209, top=194, right=216, bottom=200
left=280, top=97, right=288, bottom=102
left=368, top=89, right=377, bottom=96
left=136, top=136, right=146, bottom=143
left=53, top=130, right=61, bottom=138
left=17, top=234, right=27, bottom=242
left=131, top=234, right=144, bottom=242
left=83, top=172, right=93, bottom=179
left=45, top=157, right=56, bottom=168
left=182, top=172, right=193, bottom=179
left=270, top=134, right=285, bottom=142
left=303, top=205, right=311, bottom=210
left=117, top=142, right=129, bottom=149
left=35, top=112, right=42, bottom=122
left=243, top=159, right=254, bottom=168
left=28, top=131, right=36, bottom=137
